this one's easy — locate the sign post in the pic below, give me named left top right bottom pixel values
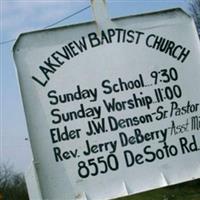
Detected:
left=91, top=0, right=112, bottom=29
left=25, top=160, right=42, bottom=200
left=13, top=2, right=200, bottom=199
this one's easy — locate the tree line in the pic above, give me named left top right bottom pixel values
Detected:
left=0, top=164, right=29, bottom=200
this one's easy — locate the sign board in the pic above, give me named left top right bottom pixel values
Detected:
left=13, top=8, right=200, bottom=200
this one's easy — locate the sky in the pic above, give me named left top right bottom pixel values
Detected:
left=1, top=0, right=191, bottom=173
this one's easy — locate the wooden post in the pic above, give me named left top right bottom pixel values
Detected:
left=90, top=0, right=114, bottom=30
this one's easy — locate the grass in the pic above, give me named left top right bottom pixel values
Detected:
left=116, top=179, right=200, bottom=200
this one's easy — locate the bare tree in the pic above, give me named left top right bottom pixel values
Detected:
left=0, top=163, right=29, bottom=200
left=188, top=0, right=200, bottom=35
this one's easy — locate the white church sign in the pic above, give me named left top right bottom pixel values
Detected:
left=13, top=2, right=200, bottom=199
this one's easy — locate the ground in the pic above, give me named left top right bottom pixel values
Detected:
left=117, top=179, right=200, bottom=200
